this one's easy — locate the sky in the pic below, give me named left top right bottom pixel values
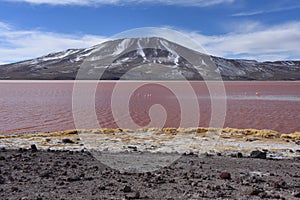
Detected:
left=0, top=0, right=300, bottom=64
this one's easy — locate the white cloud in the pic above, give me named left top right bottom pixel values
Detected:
left=4, top=0, right=235, bottom=7
left=197, top=22, right=300, bottom=61
left=0, top=21, right=300, bottom=64
left=0, top=23, right=107, bottom=63
left=232, top=5, right=300, bottom=17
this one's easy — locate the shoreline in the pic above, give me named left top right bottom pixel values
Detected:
left=1, top=128, right=299, bottom=159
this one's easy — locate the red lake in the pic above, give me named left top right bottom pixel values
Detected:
left=0, top=81, right=299, bottom=134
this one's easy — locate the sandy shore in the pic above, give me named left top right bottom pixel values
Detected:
left=0, top=128, right=300, bottom=199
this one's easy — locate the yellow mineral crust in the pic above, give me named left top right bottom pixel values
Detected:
left=281, top=132, right=300, bottom=140
left=0, top=128, right=299, bottom=140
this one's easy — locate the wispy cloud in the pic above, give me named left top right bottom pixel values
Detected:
left=4, top=0, right=235, bottom=7
left=193, top=22, right=300, bottom=61
left=0, top=21, right=300, bottom=63
left=232, top=5, right=300, bottom=17
left=0, top=22, right=107, bottom=64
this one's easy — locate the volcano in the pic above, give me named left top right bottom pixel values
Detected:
left=0, top=37, right=299, bottom=80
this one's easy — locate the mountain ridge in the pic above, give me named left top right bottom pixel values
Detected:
left=0, top=37, right=299, bottom=80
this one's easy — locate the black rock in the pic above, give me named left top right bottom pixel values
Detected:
left=258, top=192, right=268, bottom=198
left=183, top=152, right=195, bottom=156
left=247, top=188, right=262, bottom=196
left=62, top=138, right=74, bottom=144
left=67, top=176, right=81, bottom=182
left=220, top=172, right=231, bottom=180
left=30, top=144, right=38, bottom=152
left=272, top=179, right=287, bottom=189
left=293, top=191, right=300, bottom=198
left=0, top=176, right=5, bottom=184
left=237, top=152, right=243, bottom=158
left=231, top=152, right=243, bottom=158
left=250, top=150, right=266, bottom=159
left=127, top=146, right=138, bottom=151
left=123, top=185, right=132, bottom=193
left=11, top=186, right=20, bottom=192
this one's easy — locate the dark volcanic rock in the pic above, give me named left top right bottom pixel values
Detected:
left=293, top=191, right=300, bottom=198
left=272, top=179, right=288, bottom=189
left=219, top=172, right=231, bottom=180
left=30, top=144, right=38, bottom=152
left=127, top=146, right=138, bottom=152
left=0, top=176, right=5, bottom=184
left=237, top=152, right=243, bottom=158
left=250, top=150, right=267, bottom=159
left=62, top=138, right=74, bottom=144
left=247, top=188, right=262, bottom=196
left=231, top=152, right=243, bottom=158
left=122, top=185, right=132, bottom=193
left=67, top=176, right=81, bottom=182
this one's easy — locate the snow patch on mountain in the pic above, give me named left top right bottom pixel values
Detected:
left=112, top=39, right=131, bottom=56
left=41, top=49, right=80, bottom=62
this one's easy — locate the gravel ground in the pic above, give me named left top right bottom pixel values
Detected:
left=0, top=148, right=300, bottom=199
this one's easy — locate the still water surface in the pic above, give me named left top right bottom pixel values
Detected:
left=0, top=81, right=299, bottom=134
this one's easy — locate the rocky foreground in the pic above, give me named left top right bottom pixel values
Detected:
left=0, top=148, right=300, bottom=199
left=0, top=128, right=300, bottom=199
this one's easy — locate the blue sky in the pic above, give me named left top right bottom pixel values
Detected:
left=0, top=0, right=300, bottom=63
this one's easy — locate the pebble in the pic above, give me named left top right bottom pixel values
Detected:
left=247, top=188, right=261, bottom=196
left=126, top=191, right=140, bottom=199
left=39, top=171, right=51, bottom=178
left=45, top=138, right=51, bottom=142
left=219, top=172, right=231, bottom=180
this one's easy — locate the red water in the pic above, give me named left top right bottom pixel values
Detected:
left=0, top=81, right=299, bottom=134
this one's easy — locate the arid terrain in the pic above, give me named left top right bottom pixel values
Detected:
left=0, top=148, right=300, bottom=199
left=0, top=128, right=300, bottom=199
